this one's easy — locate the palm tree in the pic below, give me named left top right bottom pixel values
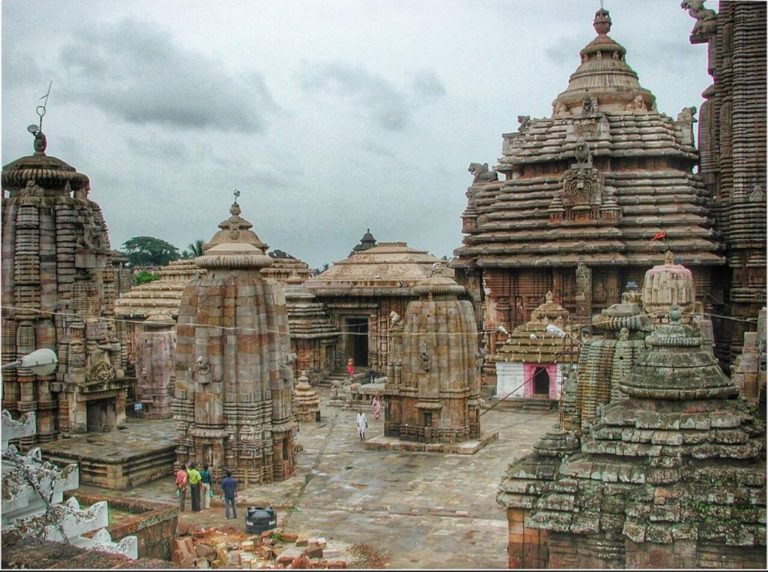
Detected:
left=183, top=239, right=205, bottom=259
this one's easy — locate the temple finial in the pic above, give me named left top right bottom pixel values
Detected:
left=230, top=189, right=242, bottom=216
left=594, top=7, right=612, bottom=35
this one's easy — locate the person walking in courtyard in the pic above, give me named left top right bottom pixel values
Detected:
left=200, top=464, right=213, bottom=510
left=175, top=464, right=188, bottom=512
left=346, top=357, right=355, bottom=380
left=357, top=411, right=368, bottom=440
left=187, top=463, right=202, bottom=512
left=221, top=470, right=238, bottom=520
left=372, top=395, right=382, bottom=421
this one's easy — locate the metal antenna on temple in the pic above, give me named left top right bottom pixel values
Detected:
left=27, top=81, right=53, bottom=136
left=233, top=189, right=240, bottom=201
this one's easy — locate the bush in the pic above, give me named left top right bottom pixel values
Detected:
left=133, top=271, right=160, bottom=286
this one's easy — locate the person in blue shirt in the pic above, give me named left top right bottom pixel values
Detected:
left=220, top=470, right=238, bottom=519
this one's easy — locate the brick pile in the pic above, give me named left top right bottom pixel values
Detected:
left=172, top=527, right=351, bottom=569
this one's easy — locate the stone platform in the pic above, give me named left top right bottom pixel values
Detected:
left=363, top=431, right=499, bottom=454
left=39, top=418, right=176, bottom=490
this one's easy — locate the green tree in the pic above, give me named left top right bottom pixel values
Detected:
left=121, top=236, right=180, bottom=267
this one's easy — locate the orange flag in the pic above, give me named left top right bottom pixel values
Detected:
left=652, top=230, right=666, bottom=241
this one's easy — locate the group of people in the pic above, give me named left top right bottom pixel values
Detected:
left=356, top=395, right=382, bottom=440
left=175, top=463, right=239, bottom=519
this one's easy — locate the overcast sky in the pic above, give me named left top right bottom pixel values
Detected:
left=2, top=0, right=711, bottom=269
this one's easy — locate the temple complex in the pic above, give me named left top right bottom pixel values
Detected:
left=454, top=8, right=725, bottom=390
left=683, top=0, right=767, bottom=364
left=173, top=195, right=296, bottom=483
left=494, top=292, right=578, bottom=404
left=305, top=240, right=452, bottom=372
left=1, top=126, right=131, bottom=442
left=383, top=267, right=482, bottom=444
left=497, top=256, right=766, bottom=569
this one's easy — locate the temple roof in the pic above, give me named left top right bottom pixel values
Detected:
left=305, top=242, right=452, bottom=297
left=2, top=131, right=90, bottom=190
left=114, top=259, right=203, bottom=319
left=455, top=8, right=723, bottom=269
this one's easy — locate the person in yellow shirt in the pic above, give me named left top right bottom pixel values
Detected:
left=187, top=463, right=202, bottom=512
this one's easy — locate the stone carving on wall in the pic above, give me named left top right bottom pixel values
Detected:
left=681, top=0, right=718, bottom=41
left=574, top=138, right=592, bottom=165
left=468, top=162, right=498, bottom=184
left=194, top=356, right=213, bottom=384
left=581, top=95, right=597, bottom=115
left=561, top=167, right=603, bottom=221
left=517, top=115, right=531, bottom=132
left=419, top=341, right=431, bottom=372
left=85, top=361, right=115, bottom=384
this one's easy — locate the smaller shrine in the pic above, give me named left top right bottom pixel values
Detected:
left=293, top=371, right=320, bottom=422
left=262, top=249, right=313, bottom=283
left=494, top=292, right=578, bottom=403
left=371, top=267, right=496, bottom=454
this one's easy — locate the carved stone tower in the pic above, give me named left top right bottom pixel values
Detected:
left=173, top=195, right=296, bottom=484
left=2, top=127, right=130, bottom=443
left=384, top=268, right=481, bottom=443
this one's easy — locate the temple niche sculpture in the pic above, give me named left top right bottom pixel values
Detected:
left=494, top=292, right=578, bottom=405
left=383, top=267, right=482, bottom=445
left=683, top=0, right=767, bottom=365
left=173, top=195, right=296, bottom=483
left=454, top=8, right=725, bottom=392
left=2, top=126, right=131, bottom=442
left=497, top=256, right=766, bottom=569
left=305, top=237, right=453, bottom=373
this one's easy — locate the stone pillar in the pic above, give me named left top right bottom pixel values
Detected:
left=574, top=262, right=592, bottom=319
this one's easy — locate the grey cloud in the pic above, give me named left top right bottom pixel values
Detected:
left=412, top=70, right=446, bottom=100
left=544, top=36, right=583, bottom=66
left=57, top=17, right=277, bottom=133
left=299, top=62, right=445, bottom=131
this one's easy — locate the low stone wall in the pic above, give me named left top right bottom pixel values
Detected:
left=1, top=531, right=175, bottom=569
left=67, top=493, right=177, bottom=561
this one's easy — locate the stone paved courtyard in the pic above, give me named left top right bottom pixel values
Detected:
left=77, top=388, right=557, bottom=569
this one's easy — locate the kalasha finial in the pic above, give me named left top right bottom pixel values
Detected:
left=594, top=7, right=612, bottom=35
left=664, top=250, right=675, bottom=265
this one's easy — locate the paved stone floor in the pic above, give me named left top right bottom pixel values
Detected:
left=76, top=389, right=558, bottom=569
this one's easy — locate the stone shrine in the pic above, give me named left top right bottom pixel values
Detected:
left=2, top=126, right=130, bottom=441
left=494, top=292, right=578, bottom=404
left=305, top=240, right=453, bottom=373
left=454, top=8, right=724, bottom=390
left=498, top=258, right=766, bottom=569
left=683, top=0, right=767, bottom=364
left=173, top=195, right=296, bottom=483
left=292, top=370, right=320, bottom=422
left=383, top=267, right=482, bottom=444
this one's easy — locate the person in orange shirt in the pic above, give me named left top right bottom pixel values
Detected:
left=175, top=464, right=188, bottom=511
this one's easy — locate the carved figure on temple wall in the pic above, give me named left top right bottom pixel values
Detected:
left=574, top=138, right=592, bottom=165
left=194, top=356, right=212, bottom=384
left=390, top=311, right=401, bottom=328
left=468, top=162, right=498, bottom=184
left=582, top=95, right=596, bottom=114
left=625, top=93, right=648, bottom=112
left=419, top=341, right=431, bottom=372
left=553, top=101, right=569, bottom=118
left=681, top=0, right=718, bottom=38
left=517, top=115, right=531, bottom=132
left=677, top=106, right=698, bottom=122
left=33, top=131, right=47, bottom=154
left=73, top=185, right=89, bottom=202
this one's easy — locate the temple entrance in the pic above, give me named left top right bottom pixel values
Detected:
left=533, top=368, right=550, bottom=396
left=86, top=398, right=117, bottom=433
left=346, top=317, right=369, bottom=367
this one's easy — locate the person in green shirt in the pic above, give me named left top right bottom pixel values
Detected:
left=187, top=463, right=202, bottom=512
left=200, top=464, right=213, bottom=510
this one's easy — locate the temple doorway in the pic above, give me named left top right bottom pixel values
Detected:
left=86, top=398, right=117, bottom=433
left=533, top=368, right=550, bottom=396
left=346, top=317, right=369, bottom=367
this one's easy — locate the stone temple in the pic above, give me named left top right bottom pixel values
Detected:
left=173, top=196, right=296, bottom=483
left=497, top=256, right=766, bottom=569
left=383, top=267, right=482, bottom=445
left=454, top=7, right=725, bottom=390
left=2, top=127, right=131, bottom=441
